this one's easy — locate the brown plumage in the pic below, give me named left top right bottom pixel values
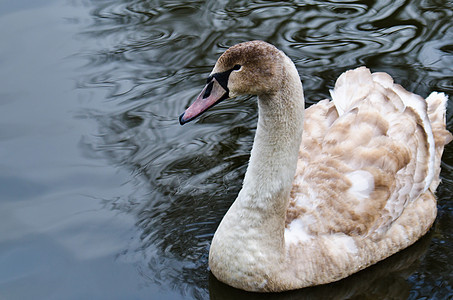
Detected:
left=180, top=41, right=452, bottom=292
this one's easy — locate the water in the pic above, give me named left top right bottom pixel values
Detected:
left=0, top=0, right=452, bottom=299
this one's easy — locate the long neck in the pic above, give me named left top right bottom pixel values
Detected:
left=238, top=58, right=305, bottom=237
left=209, top=56, right=305, bottom=285
left=215, top=57, right=304, bottom=252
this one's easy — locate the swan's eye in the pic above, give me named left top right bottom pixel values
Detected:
left=233, top=64, right=241, bottom=71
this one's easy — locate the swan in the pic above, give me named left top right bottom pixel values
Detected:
left=179, top=41, right=452, bottom=292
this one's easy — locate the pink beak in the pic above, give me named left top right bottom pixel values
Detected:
left=179, top=77, right=229, bottom=125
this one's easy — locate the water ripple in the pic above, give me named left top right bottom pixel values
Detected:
left=74, top=0, right=453, bottom=298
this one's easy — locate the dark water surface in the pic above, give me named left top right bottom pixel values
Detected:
left=1, top=0, right=452, bottom=299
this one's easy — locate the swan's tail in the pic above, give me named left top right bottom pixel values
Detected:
left=426, top=92, right=452, bottom=191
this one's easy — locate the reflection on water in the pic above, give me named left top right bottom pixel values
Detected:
left=76, top=0, right=453, bottom=298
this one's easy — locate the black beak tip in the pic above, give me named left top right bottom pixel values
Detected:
left=179, top=113, right=187, bottom=125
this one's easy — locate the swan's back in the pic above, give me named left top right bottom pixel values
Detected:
left=284, top=67, right=451, bottom=285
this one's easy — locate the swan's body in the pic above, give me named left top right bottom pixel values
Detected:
left=179, top=41, right=452, bottom=292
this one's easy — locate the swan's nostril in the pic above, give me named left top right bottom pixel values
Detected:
left=203, top=81, right=214, bottom=99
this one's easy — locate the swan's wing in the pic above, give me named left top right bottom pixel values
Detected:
left=294, top=99, right=338, bottom=171
left=287, top=67, right=451, bottom=241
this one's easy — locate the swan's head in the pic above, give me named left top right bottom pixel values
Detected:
left=179, top=40, right=285, bottom=125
